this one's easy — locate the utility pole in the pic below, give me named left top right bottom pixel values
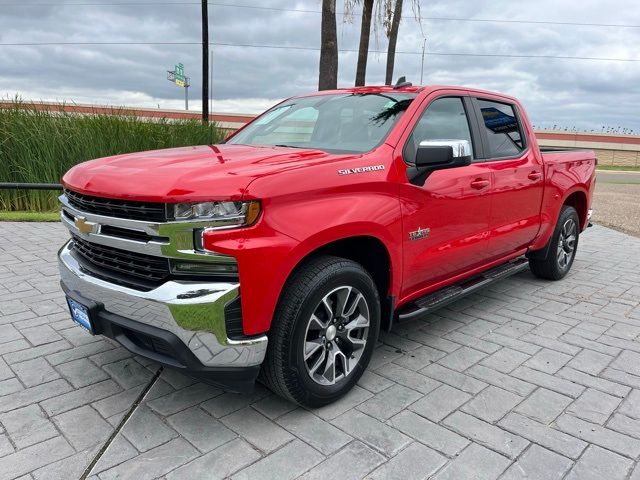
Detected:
left=420, top=38, right=426, bottom=85
left=202, top=0, right=209, bottom=122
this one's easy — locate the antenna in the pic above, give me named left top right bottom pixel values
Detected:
left=393, top=76, right=412, bottom=89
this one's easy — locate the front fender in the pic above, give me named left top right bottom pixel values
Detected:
left=206, top=192, right=402, bottom=335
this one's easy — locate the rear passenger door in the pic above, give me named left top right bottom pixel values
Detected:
left=472, top=98, right=544, bottom=259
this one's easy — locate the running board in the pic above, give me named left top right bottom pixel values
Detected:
left=397, top=257, right=529, bottom=322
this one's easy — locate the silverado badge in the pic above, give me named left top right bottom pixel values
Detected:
left=74, top=216, right=97, bottom=234
left=409, top=227, right=430, bottom=241
left=338, top=165, right=385, bottom=175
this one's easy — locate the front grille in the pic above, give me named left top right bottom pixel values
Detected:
left=70, top=234, right=170, bottom=291
left=100, top=225, right=154, bottom=243
left=65, top=189, right=167, bottom=222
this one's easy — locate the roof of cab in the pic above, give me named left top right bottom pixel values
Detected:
left=305, top=84, right=515, bottom=99
left=317, top=85, right=424, bottom=94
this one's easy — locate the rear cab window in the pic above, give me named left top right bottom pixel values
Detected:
left=476, top=99, right=526, bottom=158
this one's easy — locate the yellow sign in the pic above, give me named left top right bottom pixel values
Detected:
left=175, top=78, right=185, bottom=87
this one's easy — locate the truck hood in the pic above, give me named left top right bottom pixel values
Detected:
left=63, top=144, right=351, bottom=202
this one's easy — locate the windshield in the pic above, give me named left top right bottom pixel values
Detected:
left=226, top=93, right=415, bottom=154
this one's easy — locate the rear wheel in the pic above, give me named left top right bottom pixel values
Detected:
left=529, top=205, right=580, bottom=280
left=261, top=255, right=380, bottom=407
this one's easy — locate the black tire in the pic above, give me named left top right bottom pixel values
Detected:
left=529, top=205, right=580, bottom=280
left=261, top=255, right=380, bottom=407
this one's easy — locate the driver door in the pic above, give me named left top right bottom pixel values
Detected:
left=398, top=94, right=493, bottom=300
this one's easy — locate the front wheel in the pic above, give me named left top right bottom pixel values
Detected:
left=261, top=255, right=380, bottom=407
left=529, top=205, right=580, bottom=280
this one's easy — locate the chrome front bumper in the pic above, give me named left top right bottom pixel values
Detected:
left=58, top=241, right=267, bottom=368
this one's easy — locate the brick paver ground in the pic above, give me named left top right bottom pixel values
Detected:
left=1, top=221, right=640, bottom=479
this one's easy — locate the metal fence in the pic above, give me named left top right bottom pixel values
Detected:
left=0, top=182, right=63, bottom=191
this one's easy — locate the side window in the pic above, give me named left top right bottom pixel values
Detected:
left=405, top=97, right=474, bottom=164
left=477, top=100, right=525, bottom=158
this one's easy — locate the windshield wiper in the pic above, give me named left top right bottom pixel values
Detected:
left=275, top=144, right=305, bottom=149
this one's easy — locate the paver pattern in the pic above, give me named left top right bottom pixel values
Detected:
left=1, top=221, right=640, bottom=479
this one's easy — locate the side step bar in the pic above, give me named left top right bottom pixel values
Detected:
left=397, top=257, right=529, bottom=322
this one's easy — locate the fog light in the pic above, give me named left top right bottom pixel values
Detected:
left=170, top=261, right=238, bottom=275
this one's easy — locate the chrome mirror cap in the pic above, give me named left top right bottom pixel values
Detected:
left=419, top=139, right=472, bottom=158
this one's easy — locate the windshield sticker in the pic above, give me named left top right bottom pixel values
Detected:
left=254, top=105, right=293, bottom=125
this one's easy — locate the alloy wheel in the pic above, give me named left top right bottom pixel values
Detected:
left=557, top=218, right=577, bottom=270
left=303, top=286, right=370, bottom=386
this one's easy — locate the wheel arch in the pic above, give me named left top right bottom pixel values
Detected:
left=562, top=189, right=588, bottom=230
left=281, top=234, right=396, bottom=331
left=528, top=190, right=586, bottom=261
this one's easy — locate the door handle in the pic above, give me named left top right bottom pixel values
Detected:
left=528, top=171, right=542, bottom=181
left=470, top=179, right=490, bottom=190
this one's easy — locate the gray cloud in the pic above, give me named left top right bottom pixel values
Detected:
left=0, top=0, right=639, bottom=131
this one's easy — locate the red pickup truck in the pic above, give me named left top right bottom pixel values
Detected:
left=58, top=82, right=596, bottom=407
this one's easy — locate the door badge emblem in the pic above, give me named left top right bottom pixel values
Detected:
left=409, top=227, right=430, bottom=241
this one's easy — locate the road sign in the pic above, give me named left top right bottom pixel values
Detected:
left=175, top=63, right=185, bottom=87
left=166, top=63, right=190, bottom=110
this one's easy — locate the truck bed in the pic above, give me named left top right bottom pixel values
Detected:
left=535, top=147, right=597, bottom=243
left=541, top=148, right=597, bottom=166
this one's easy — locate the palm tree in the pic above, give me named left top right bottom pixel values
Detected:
left=354, top=0, right=375, bottom=86
left=381, top=0, right=421, bottom=85
left=383, top=0, right=402, bottom=84
left=319, top=0, right=338, bottom=90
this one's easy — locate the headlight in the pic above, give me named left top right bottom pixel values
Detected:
left=172, top=200, right=261, bottom=228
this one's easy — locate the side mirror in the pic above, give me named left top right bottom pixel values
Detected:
left=408, top=139, right=472, bottom=186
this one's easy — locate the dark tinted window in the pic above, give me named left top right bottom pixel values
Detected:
left=478, top=100, right=525, bottom=158
left=405, top=97, right=474, bottom=164
left=227, top=93, right=415, bottom=154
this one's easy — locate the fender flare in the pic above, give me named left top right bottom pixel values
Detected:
left=528, top=186, right=588, bottom=261
left=282, top=222, right=400, bottom=292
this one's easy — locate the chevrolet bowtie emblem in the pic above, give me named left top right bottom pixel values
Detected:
left=74, top=216, right=97, bottom=234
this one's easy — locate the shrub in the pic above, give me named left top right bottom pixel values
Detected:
left=0, top=101, right=224, bottom=211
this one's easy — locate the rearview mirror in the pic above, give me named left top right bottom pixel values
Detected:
left=408, top=139, right=472, bottom=186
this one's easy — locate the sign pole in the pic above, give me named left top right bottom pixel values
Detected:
left=420, top=38, right=426, bottom=85
left=210, top=50, right=213, bottom=116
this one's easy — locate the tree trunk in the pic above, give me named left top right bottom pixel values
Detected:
left=385, top=0, right=403, bottom=85
left=319, top=0, right=338, bottom=90
left=355, top=0, right=374, bottom=86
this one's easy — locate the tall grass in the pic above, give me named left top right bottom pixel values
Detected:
left=0, top=101, right=225, bottom=212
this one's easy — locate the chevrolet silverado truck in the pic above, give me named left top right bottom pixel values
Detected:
left=58, top=81, right=596, bottom=407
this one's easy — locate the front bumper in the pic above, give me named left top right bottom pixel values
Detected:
left=58, top=241, right=268, bottom=391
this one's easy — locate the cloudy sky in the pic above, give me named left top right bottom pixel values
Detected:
left=1, top=0, right=639, bottom=132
